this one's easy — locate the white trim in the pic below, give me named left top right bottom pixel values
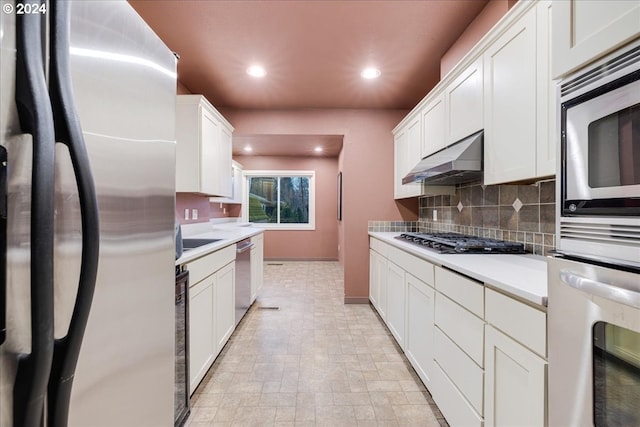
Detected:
left=242, top=170, right=316, bottom=230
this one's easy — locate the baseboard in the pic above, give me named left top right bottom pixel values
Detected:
left=344, top=297, right=370, bottom=304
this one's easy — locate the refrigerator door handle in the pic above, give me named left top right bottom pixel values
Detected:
left=47, top=1, right=101, bottom=426
left=13, top=2, right=57, bottom=426
left=1, top=146, right=6, bottom=346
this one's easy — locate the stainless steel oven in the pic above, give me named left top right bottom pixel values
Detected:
left=558, top=40, right=640, bottom=267
left=548, top=256, right=640, bottom=427
left=551, top=39, right=640, bottom=427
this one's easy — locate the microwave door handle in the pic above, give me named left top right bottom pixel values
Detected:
left=559, top=270, right=640, bottom=309
left=13, top=3, right=57, bottom=427
left=47, top=2, right=101, bottom=426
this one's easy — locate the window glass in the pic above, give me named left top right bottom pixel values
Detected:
left=248, top=177, right=277, bottom=223
left=245, top=172, right=314, bottom=229
left=278, top=177, right=309, bottom=224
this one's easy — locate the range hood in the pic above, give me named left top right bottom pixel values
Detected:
left=402, top=130, right=483, bottom=186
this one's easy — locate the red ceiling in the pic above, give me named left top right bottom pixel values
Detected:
left=129, top=0, right=490, bottom=110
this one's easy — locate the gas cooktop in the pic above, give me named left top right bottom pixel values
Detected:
left=395, top=232, right=526, bottom=254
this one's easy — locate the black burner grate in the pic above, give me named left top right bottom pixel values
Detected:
left=396, top=232, right=526, bottom=254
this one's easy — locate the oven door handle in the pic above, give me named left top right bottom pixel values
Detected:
left=560, top=270, right=640, bottom=309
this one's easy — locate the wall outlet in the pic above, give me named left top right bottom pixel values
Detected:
left=192, top=209, right=198, bottom=220
left=184, top=208, right=189, bottom=220
left=433, top=209, right=438, bottom=221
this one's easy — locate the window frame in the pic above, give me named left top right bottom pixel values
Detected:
left=242, top=170, right=316, bottom=230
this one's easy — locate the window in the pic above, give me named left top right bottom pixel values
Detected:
left=243, top=170, right=315, bottom=230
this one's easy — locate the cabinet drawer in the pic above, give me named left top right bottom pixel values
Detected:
left=387, top=245, right=435, bottom=286
left=485, top=288, right=547, bottom=357
left=434, top=327, right=484, bottom=415
left=370, top=237, right=380, bottom=252
left=435, top=266, right=483, bottom=317
left=371, top=238, right=391, bottom=258
left=186, top=244, right=236, bottom=286
left=431, top=360, right=483, bottom=427
left=435, top=292, right=485, bottom=366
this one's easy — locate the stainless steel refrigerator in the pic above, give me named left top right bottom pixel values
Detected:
left=0, top=1, right=177, bottom=426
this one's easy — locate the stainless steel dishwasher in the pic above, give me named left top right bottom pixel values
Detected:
left=235, top=239, right=254, bottom=325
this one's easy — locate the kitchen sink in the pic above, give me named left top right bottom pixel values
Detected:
left=182, top=238, right=222, bottom=250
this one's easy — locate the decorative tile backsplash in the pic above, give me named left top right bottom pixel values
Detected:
left=369, top=179, right=556, bottom=256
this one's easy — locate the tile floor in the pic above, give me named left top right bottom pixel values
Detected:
left=186, top=261, right=448, bottom=427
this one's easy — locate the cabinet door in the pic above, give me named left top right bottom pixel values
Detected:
left=483, top=7, right=537, bottom=185
left=218, top=126, right=233, bottom=198
left=406, top=115, right=422, bottom=169
left=200, top=106, right=221, bottom=195
left=393, top=129, right=407, bottom=199
left=231, top=163, right=243, bottom=203
left=394, top=121, right=421, bottom=200
left=446, top=57, right=483, bottom=144
left=386, top=261, right=406, bottom=349
left=250, top=234, right=264, bottom=303
left=188, top=277, right=215, bottom=394
left=421, top=94, right=446, bottom=157
left=376, top=254, right=388, bottom=321
left=369, top=250, right=379, bottom=309
left=536, top=0, right=555, bottom=178
left=552, top=0, right=640, bottom=78
left=214, top=262, right=235, bottom=354
left=405, top=274, right=435, bottom=388
left=485, top=326, right=547, bottom=427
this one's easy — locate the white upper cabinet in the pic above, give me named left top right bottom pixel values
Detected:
left=176, top=95, right=234, bottom=197
left=552, top=0, right=640, bottom=79
left=421, top=93, right=446, bottom=158
left=210, top=161, right=244, bottom=204
left=393, top=115, right=422, bottom=199
left=445, top=57, right=483, bottom=144
left=483, top=1, right=554, bottom=185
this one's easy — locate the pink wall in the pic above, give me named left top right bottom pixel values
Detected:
left=175, top=193, right=240, bottom=224
left=175, top=193, right=211, bottom=224
left=220, top=108, right=408, bottom=303
left=440, top=0, right=513, bottom=78
left=235, top=155, right=339, bottom=260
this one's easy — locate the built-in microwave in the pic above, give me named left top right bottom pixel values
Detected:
left=558, top=40, right=640, bottom=268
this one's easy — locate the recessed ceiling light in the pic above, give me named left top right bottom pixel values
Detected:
left=246, top=65, right=266, bottom=78
left=361, top=67, right=381, bottom=79
left=314, top=147, right=323, bottom=153
left=244, top=146, right=253, bottom=152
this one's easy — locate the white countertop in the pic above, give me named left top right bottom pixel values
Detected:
left=176, top=222, right=264, bottom=265
left=369, top=232, right=548, bottom=307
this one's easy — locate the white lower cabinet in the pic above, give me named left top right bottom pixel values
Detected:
left=434, top=328, right=484, bottom=415
left=386, top=261, right=406, bottom=349
left=188, top=276, right=215, bottom=394
left=214, top=262, right=235, bottom=354
left=405, top=274, right=435, bottom=389
left=250, top=233, right=264, bottom=303
left=369, top=236, right=549, bottom=427
left=369, top=241, right=387, bottom=320
left=369, top=250, right=380, bottom=309
left=431, top=360, right=484, bottom=427
left=185, top=244, right=236, bottom=395
left=484, top=325, right=547, bottom=427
